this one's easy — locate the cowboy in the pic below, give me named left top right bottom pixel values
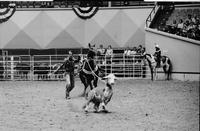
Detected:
left=52, top=50, right=80, bottom=100
left=154, top=44, right=161, bottom=67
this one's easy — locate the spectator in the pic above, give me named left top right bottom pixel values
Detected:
left=177, top=19, right=184, bottom=29
left=177, top=19, right=184, bottom=35
left=105, top=45, right=113, bottom=64
left=130, top=47, right=137, bottom=55
left=141, top=47, right=146, bottom=55
left=135, top=45, right=143, bottom=63
left=185, top=14, right=192, bottom=23
left=105, top=45, right=113, bottom=56
left=136, top=45, right=143, bottom=54
left=97, top=44, right=105, bottom=55
left=171, top=19, right=177, bottom=34
left=182, top=22, right=188, bottom=37
left=124, top=47, right=131, bottom=56
left=97, top=44, right=105, bottom=64
left=192, top=14, right=198, bottom=24
left=193, top=24, right=200, bottom=40
left=187, top=22, right=195, bottom=38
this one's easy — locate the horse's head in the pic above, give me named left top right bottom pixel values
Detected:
left=144, top=54, right=157, bottom=64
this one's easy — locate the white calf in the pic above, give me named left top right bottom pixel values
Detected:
left=83, top=73, right=116, bottom=112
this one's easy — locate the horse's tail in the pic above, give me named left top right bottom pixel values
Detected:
left=168, top=58, right=173, bottom=80
left=164, top=56, right=172, bottom=80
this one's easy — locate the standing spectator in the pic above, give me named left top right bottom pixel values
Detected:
left=130, top=47, right=137, bottom=55
left=135, top=45, right=143, bottom=63
left=124, top=47, right=131, bottom=56
left=124, top=47, right=132, bottom=63
left=141, top=47, right=147, bottom=78
left=105, top=45, right=113, bottom=64
left=97, top=44, right=105, bottom=64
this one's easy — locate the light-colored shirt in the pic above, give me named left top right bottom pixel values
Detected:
left=106, top=49, right=113, bottom=56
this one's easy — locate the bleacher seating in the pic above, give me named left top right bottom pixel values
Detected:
left=151, top=5, right=200, bottom=41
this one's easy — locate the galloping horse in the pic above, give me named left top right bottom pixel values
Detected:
left=79, top=56, right=100, bottom=97
left=143, top=53, right=172, bottom=80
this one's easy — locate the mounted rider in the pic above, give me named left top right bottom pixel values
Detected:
left=153, top=44, right=161, bottom=67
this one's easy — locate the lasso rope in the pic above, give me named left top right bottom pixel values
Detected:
left=85, top=59, right=106, bottom=84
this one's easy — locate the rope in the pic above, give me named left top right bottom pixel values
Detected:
left=85, top=59, right=106, bottom=84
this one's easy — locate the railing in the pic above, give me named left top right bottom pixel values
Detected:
left=146, top=4, right=160, bottom=28
left=0, top=54, right=150, bottom=81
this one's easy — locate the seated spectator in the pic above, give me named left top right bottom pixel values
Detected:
left=182, top=22, right=189, bottom=37
left=187, top=22, right=195, bottom=38
left=171, top=20, right=177, bottom=34
left=185, top=14, right=192, bottom=23
left=187, top=22, right=195, bottom=31
left=177, top=19, right=184, bottom=35
left=177, top=19, right=184, bottom=29
left=193, top=24, right=200, bottom=40
left=192, top=14, right=198, bottom=24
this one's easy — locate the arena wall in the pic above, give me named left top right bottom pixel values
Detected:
left=145, top=28, right=200, bottom=81
left=0, top=7, right=152, bottom=49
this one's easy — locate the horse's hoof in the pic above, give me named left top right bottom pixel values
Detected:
left=103, top=110, right=108, bottom=113
left=84, top=109, right=88, bottom=113
left=94, top=110, right=99, bottom=113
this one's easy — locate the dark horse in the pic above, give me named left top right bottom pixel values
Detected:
left=79, top=58, right=100, bottom=97
left=143, top=53, right=172, bottom=81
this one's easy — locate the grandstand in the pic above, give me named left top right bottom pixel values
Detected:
left=150, top=3, right=200, bottom=41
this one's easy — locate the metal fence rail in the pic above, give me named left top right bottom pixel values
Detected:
left=0, top=54, right=150, bottom=81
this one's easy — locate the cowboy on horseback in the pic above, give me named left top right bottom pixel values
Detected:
left=153, top=44, right=161, bottom=68
left=51, top=50, right=80, bottom=100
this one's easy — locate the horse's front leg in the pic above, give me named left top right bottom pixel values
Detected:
left=89, top=80, right=94, bottom=90
left=153, top=68, right=157, bottom=81
left=80, top=81, right=88, bottom=97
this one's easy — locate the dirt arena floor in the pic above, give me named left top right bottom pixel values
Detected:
left=0, top=79, right=199, bottom=131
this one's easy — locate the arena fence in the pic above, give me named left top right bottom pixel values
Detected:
left=0, top=54, right=150, bottom=81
